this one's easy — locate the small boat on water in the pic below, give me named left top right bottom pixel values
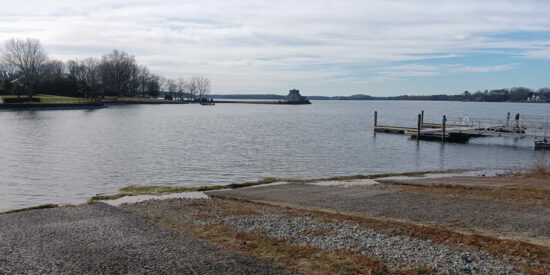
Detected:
left=199, top=98, right=215, bottom=105
left=535, top=139, right=550, bottom=150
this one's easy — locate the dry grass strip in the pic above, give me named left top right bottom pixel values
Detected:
left=210, top=197, right=550, bottom=273
left=369, top=182, right=550, bottom=207
left=150, top=218, right=441, bottom=275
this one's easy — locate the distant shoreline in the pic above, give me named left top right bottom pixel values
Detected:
left=208, top=87, right=550, bottom=103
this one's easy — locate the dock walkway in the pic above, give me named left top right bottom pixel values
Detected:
left=373, top=111, right=550, bottom=146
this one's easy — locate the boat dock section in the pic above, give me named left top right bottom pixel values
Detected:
left=373, top=111, right=550, bottom=149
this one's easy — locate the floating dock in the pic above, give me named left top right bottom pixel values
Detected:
left=373, top=111, right=550, bottom=149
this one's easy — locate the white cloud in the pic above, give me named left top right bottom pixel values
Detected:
left=1, top=0, right=549, bottom=94
left=524, top=45, right=550, bottom=60
left=449, top=64, right=516, bottom=73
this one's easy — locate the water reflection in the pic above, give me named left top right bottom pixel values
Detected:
left=0, top=100, right=549, bottom=210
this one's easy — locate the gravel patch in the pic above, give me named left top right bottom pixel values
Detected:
left=0, top=203, right=289, bottom=274
left=209, top=183, right=550, bottom=241
left=122, top=198, right=537, bottom=274
left=216, top=214, right=519, bottom=274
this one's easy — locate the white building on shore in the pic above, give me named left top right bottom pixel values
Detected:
left=287, top=89, right=308, bottom=102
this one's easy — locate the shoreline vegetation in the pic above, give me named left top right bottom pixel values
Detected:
left=1, top=38, right=212, bottom=106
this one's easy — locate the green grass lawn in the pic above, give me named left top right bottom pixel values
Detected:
left=0, top=94, right=89, bottom=104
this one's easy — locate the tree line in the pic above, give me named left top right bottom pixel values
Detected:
left=388, top=87, right=550, bottom=102
left=0, top=38, right=210, bottom=101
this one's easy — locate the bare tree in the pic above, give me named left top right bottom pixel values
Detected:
left=81, top=58, right=101, bottom=98
left=192, top=76, right=210, bottom=100
left=146, top=74, right=160, bottom=98
left=158, top=76, right=168, bottom=94
left=40, top=60, right=64, bottom=83
left=67, top=58, right=101, bottom=98
left=137, top=65, right=150, bottom=98
left=187, top=77, right=198, bottom=101
left=176, top=77, right=186, bottom=101
left=1, top=38, right=48, bottom=101
left=99, top=49, right=138, bottom=97
left=166, top=79, right=177, bottom=100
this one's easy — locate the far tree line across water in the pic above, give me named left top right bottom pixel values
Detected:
left=207, top=87, right=550, bottom=103
left=2, top=38, right=548, bottom=104
left=0, top=38, right=210, bottom=102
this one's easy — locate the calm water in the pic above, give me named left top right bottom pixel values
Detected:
left=1, top=101, right=549, bottom=211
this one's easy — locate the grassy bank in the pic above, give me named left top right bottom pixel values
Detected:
left=0, top=204, right=58, bottom=215
left=0, top=94, right=90, bottom=104
left=514, top=163, right=550, bottom=179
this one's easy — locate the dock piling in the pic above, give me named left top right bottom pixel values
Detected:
left=374, top=111, right=378, bottom=127
left=417, top=114, right=422, bottom=140
left=421, top=110, right=424, bottom=124
left=442, top=115, right=447, bottom=141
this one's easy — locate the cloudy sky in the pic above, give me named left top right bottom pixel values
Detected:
left=2, top=0, right=550, bottom=96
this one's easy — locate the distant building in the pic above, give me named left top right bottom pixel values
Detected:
left=287, top=89, right=308, bottom=102
left=527, top=95, right=541, bottom=102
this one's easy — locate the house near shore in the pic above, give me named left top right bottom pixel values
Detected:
left=287, top=89, right=310, bottom=104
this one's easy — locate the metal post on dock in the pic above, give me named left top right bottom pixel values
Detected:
left=442, top=115, right=447, bottom=142
left=506, top=112, right=510, bottom=127
left=374, top=111, right=378, bottom=127
left=421, top=110, right=424, bottom=124
left=417, top=114, right=422, bottom=140
left=515, top=113, right=520, bottom=132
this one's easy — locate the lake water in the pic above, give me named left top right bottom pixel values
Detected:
left=1, top=100, right=550, bottom=211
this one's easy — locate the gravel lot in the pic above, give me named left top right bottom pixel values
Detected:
left=209, top=183, right=550, bottom=242
left=217, top=214, right=518, bottom=274
left=122, top=198, right=529, bottom=274
left=0, top=203, right=288, bottom=274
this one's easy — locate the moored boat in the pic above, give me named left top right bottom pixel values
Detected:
left=535, top=139, right=550, bottom=150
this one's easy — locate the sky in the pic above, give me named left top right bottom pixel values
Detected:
left=1, top=0, right=550, bottom=96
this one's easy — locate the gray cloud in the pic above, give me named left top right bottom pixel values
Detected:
left=1, top=0, right=549, bottom=94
